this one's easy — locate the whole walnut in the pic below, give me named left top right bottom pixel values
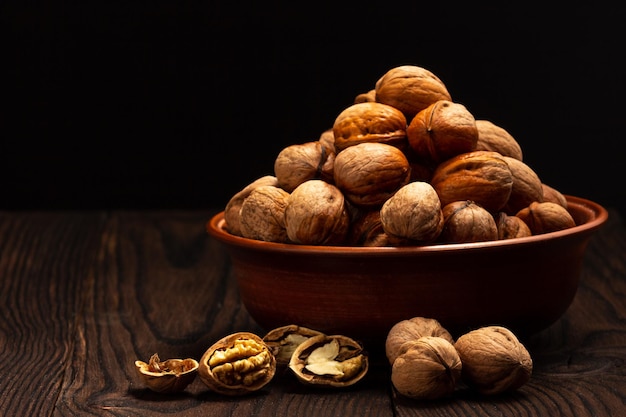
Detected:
left=407, top=100, right=478, bottom=165
left=375, top=65, right=452, bottom=121
left=439, top=200, right=498, bottom=243
left=354, top=89, right=376, bottom=103
left=274, top=141, right=335, bottom=192
left=284, top=179, right=350, bottom=245
left=379, top=181, right=444, bottom=243
left=516, top=201, right=576, bottom=235
left=224, top=175, right=279, bottom=236
left=391, top=336, right=462, bottom=400
left=454, top=326, right=532, bottom=395
left=475, top=120, right=523, bottom=161
left=493, top=212, right=532, bottom=240
left=430, top=151, right=514, bottom=213
left=541, top=183, right=568, bottom=208
left=332, top=102, right=409, bottom=152
left=239, top=185, right=290, bottom=243
left=502, top=156, right=544, bottom=215
left=334, top=142, right=411, bottom=208
left=385, top=317, right=455, bottom=365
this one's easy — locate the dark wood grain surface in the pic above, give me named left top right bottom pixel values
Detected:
left=0, top=208, right=624, bottom=416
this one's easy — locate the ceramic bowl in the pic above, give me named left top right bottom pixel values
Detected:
left=206, top=195, right=608, bottom=342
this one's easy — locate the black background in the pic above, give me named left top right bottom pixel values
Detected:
left=2, top=2, right=625, bottom=214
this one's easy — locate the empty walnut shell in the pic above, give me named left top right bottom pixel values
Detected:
left=439, top=200, right=498, bottom=243
left=198, top=331, right=276, bottom=396
left=284, top=179, right=350, bottom=245
left=334, top=142, right=411, bottom=208
left=454, top=326, right=532, bottom=395
left=380, top=181, right=444, bottom=243
left=274, top=141, right=335, bottom=193
left=223, top=175, right=279, bottom=236
left=391, top=336, right=462, bottom=400
left=407, top=100, right=478, bottom=165
left=239, top=185, right=290, bottom=243
left=475, top=120, right=523, bottom=161
left=332, top=102, right=409, bottom=152
left=135, top=353, right=199, bottom=393
left=430, top=150, right=514, bottom=213
left=516, top=201, right=576, bottom=235
left=288, top=334, right=369, bottom=388
left=262, top=325, right=325, bottom=366
left=375, top=65, right=452, bottom=121
left=385, top=317, right=455, bottom=365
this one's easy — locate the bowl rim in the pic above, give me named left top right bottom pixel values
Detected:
left=206, top=195, right=608, bottom=255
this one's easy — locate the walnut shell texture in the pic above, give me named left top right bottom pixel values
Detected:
left=284, top=179, right=350, bottom=245
left=475, top=119, right=523, bottom=161
left=334, top=142, right=411, bottom=208
left=502, top=156, right=544, bottom=215
left=375, top=65, right=452, bottom=121
left=274, top=141, right=335, bottom=193
left=380, top=181, right=444, bottom=243
left=494, top=212, right=532, bottom=240
left=516, top=201, right=576, bottom=235
left=431, top=151, right=513, bottom=213
left=332, top=102, right=408, bottom=152
left=239, top=185, right=290, bottom=243
left=385, top=317, right=455, bottom=365
left=407, top=100, right=478, bottom=165
left=439, top=200, right=498, bottom=243
left=454, top=326, right=532, bottom=395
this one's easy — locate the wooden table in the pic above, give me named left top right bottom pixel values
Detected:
left=1, top=208, right=624, bottom=416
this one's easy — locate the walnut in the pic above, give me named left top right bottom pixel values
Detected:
left=454, top=326, right=532, bottom=395
left=262, top=325, right=324, bottom=366
left=407, top=100, right=478, bottom=165
left=198, top=332, right=276, bottom=396
left=332, top=102, right=408, bottom=152
left=135, top=354, right=199, bottom=393
left=288, top=334, right=369, bottom=388
left=375, top=65, right=452, bottom=121
left=541, top=183, right=568, bottom=208
left=439, top=200, right=498, bottom=243
left=391, top=336, right=462, bottom=400
left=274, top=141, right=335, bottom=192
left=385, top=317, right=455, bottom=365
left=354, top=89, right=376, bottom=103
left=239, top=185, right=290, bottom=243
left=223, top=175, right=279, bottom=236
left=430, top=150, right=514, bottom=213
left=493, top=211, right=532, bottom=240
left=333, top=142, right=411, bottom=208
left=345, top=208, right=390, bottom=247
left=516, top=201, right=576, bottom=235
left=380, top=181, right=444, bottom=243
left=318, top=128, right=336, bottom=154
left=284, top=179, right=350, bottom=245
left=475, top=120, right=523, bottom=161
left=502, top=156, right=544, bottom=215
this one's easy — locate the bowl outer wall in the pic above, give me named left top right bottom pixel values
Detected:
left=207, top=195, right=608, bottom=340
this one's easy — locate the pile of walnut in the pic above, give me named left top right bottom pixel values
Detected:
left=386, top=317, right=533, bottom=400
left=134, top=325, right=368, bottom=394
left=224, top=64, right=575, bottom=246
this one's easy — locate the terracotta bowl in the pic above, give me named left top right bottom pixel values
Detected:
left=206, top=195, right=608, bottom=342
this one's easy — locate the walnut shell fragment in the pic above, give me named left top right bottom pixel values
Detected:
left=263, top=325, right=325, bottom=366
left=135, top=353, right=199, bottom=393
left=198, top=332, right=276, bottom=396
left=288, top=334, right=369, bottom=388
left=454, top=326, right=532, bottom=395
left=391, top=336, right=462, bottom=400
